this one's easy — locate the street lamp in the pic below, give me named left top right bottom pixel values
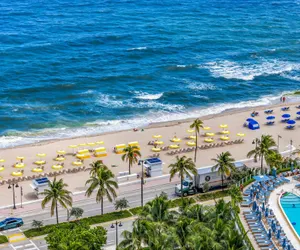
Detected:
left=277, top=135, right=282, bottom=151
left=138, top=160, right=145, bottom=207
left=111, top=221, right=122, bottom=246
left=8, top=182, right=19, bottom=209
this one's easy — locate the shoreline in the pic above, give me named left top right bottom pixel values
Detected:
left=1, top=99, right=299, bottom=151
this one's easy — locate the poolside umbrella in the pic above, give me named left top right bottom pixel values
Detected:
left=262, top=202, right=265, bottom=212
left=272, top=220, right=276, bottom=233
left=266, top=116, right=275, bottom=120
left=265, top=207, right=269, bottom=217
left=16, top=156, right=25, bottom=160
left=253, top=175, right=270, bottom=182
left=282, top=114, right=291, bottom=118
left=282, top=238, right=286, bottom=248
left=287, top=244, right=291, bottom=250
left=276, top=227, right=281, bottom=238
left=268, top=228, right=272, bottom=240
left=252, top=201, right=257, bottom=211
left=272, top=167, right=277, bottom=178
left=258, top=211, right=262, bottom=221
left=287, top=120, right=296, bottom=125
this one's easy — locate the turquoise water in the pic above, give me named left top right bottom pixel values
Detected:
left=0, top=0, right=299, bottom=148
left=280, top=192, right=300, bottom=236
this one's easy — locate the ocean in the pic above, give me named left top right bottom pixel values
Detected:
left=0, top=0, right=299, bottom=148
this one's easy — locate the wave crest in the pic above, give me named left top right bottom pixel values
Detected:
left=134, top=91, right=163, bottom=100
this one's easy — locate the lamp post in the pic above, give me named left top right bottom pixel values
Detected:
left=8, top=182, right=19, bottom=209
left=110, top=221, right=122, bottom=246
left=138, top=160, right=145, bottom=207
left=20, top=186, right=23, bottom=208
left=277, top=135, right=282, bottom=151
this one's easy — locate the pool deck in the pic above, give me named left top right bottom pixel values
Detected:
left=268, top=177, right=300, bottom=249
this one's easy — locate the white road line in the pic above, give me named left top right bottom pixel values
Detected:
left=25, top=243, right=33, bottom=247
left=13, top=246, right=23, bottom=249
left=38, top=245, right=47, bottom=249
left=9, top=243, right=17, bottom=250
left=28, top=240, right=39, bottom=250
left=23, top=248, right=38, bottom=250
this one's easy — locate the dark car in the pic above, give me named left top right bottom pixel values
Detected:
left=0, top=218, right=23, bottom=231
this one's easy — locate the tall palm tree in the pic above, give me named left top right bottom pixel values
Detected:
left=86, top=160, right=106, bottom=176
left=247, top=135, right=277, bottom=172
left=40, top=178, right=72, bottom=224
left=212, top=151, right=236, bottom=191
left=190, top=118, right=203, bottom=162
left=169, top=156, right=197, bottom=201
left=265, top=151, right=283, bottom=170
left=122, top=145, right=141, bottom=175
left=85, top=167, right=118, bottom=215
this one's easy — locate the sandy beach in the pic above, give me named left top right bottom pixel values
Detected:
left=0, top=101, right=299, bottom=206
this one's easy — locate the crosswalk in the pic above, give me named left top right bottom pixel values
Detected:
left=0, top=228, right=40, bottom=250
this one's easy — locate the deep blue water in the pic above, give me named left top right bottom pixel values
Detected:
left=0, top=0, right=299, bottom=147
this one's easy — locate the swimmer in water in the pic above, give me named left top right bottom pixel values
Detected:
left=293, top=204, right=296, bottom=208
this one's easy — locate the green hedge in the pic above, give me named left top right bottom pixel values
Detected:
left=129, top=207, right=143, bottom=215
left=195, top=190, right=230, bottom=201
left=234, top=212, right=255, bottom=250
left=0, top=235, right=8, bottom=244
left=243, top=178, right=255, bottom=187
left=24, top=210, right=131, bottom=238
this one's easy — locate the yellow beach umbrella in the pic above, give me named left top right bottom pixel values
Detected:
left=152, top=148, right=161, bottom=152
left=186, top=141, right=196, bottom=146
left=153, top=135, right=162, bottom=139
left=15, top=163, right=25, bottom=168
left=16, top=156, right=25, bottom=160
left=69, top=145, right=78, bottom=148
left=37, top=153, right=46, bottom=158
left=32, top=168, right=43, bottom=173
left=170, top=144, right=180, bottom=149
left=187, top=129, right=195, bottom=133
left=220, top=124, right=228, bottom=129
left=55, top=157, right=65, bottom=162
left=88, top=142, right=96, bottom=147
left=73, top=161, right=83, bottom=166
left=96, top=141, right=104, bottom=145
left=189, top=135, right=196, bottom=140
left=57, top=150, right=66, bottom=155
left=35, top=160, right=45, bottom=165
left=237, top=133, right=245, bottom=137
left=79, top=143, right=87, bottom=147
left=203, top=127, right=211, bottom=130
left=12, top=171, right=23, bottom=177
left=221, top=130, right=230, bottom=135
left=0, top=166, right=5, bottom=172
left=220, top=136, right=230, bottom=141
left=154, top=141, right=164, bottom=145
left=0, top=159, right=5, bottom=163
left=52, top=164, right=63, bottom=170
left=205, top=132, right=215, bottom=137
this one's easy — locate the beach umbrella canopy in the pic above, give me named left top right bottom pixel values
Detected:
left=203, top=126, right=211, bottom=130
left=266, top=116, right=275, bottom=120
left=287, top=120, right=296, bottom=125
left=57, top=150, right=66, bottom=155
left=297, top=111, right=300, bottom=115
left=219, top=124, right=228, bottom=128
left=0, top=159, right=5, bottom=163
left=36, top=153, right=46, bottom=157
left=237, top=133, right=245, bottom=137
left=0, top=166, right=4, bottom=172
left=96, top=141, right=104, bottom=145
left=272, top=167, right=277, bottom=177
left=79, top=143, right=87, bottom=147
left=16, top=156, right=25, bottom=160
left=187, top=129, right=194, bottom=133
left=153, top=135, right=162, bottom=139
left=88, top=142, right=96, bottom=147
left=253, top=175, right=270, bottom=182
left=69, top=145, right=78, bottom=148
left=282, top=114, right=291, bottom=118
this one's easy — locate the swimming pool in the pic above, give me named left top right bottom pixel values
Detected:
left=280, top=192, right=300, bottom=237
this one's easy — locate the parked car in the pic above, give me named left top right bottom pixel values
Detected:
left=0, top=218, right=23, bottom=231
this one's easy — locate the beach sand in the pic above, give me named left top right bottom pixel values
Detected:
left=0, top=101, right=299, bottom=206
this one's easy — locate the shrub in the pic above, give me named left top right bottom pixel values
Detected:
left=0, top=235, right=8, bottom=244
left=129, top=207, right=143, bottom=215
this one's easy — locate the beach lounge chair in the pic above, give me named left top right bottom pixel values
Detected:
left=281, top=107, right=290, bottom=111
left=296, top=105, right=300, bottom=109
left=286, top=125, right=295, bottom=129
left=296, top=116, right=300, bottom=120
left=266, top=121, right=275, bottom=125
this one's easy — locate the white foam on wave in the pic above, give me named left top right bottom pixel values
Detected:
left=202, top=59, right=300, bottom=81
left=280, top=73, right=300, bottom=82
left=0, top=93, right=286, bottom=149
left=186, top=81, right=218, bottom=91
left=193, top=95, right=210, bottom=100
left=127, top=47, right=147, bottom=51
left=134, top=91, right=163, bottom=100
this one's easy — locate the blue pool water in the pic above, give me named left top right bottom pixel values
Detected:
left=0, top=0, right=299, bottom=147
left=280, top=192, right=300, bottom=236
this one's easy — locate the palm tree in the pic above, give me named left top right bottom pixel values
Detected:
left=40, top=178, right=72, bottom=224
left=122, top=145, right=141, bottom=175
left=85, top=167, right=118, bottom=215
left=169, top=156, right=197, bottom=201
left=69, top=207, right=84, bottom=220
left=228, top=185, right=243, bottom=211
left=190, top=118, right=203, bottom=162
left=86, top=160, right=106, bottom=176
left=266, top=151, right=283, bottom=170
left=31, top=220, right=43, bottom=231
left=247, top=135, right=277, bottom=172
left=114, top=198, right=130, bottom=211
left=212, top=151, right=236, bottom=191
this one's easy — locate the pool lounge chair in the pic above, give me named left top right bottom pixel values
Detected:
left=241, top=201, right=253, bottom=207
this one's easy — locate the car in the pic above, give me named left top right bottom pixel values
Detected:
left=0, top=218, right=23, bottom=231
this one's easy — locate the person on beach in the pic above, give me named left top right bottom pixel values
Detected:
left=283, top=96, right=286, bottom=103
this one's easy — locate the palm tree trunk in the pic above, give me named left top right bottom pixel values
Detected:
left=129, top=162, right=131, bottom=175
left=101, top=197, right=104, bottom=215
left=55, top=201, right=59, bottom=224
left=261, top=155, right=264, bottom=173
left=194, top=133, right=197, bottom=162
left=181, top=175, right=183, bottom=202
left=221, top=174, right=224, bottom=191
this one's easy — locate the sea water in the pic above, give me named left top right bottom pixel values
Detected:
left=0, top=0, right=299, bottom=148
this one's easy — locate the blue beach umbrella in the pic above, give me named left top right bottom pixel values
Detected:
left=268, top=228, right=272, bottom=240
left=282, top=114, right=291, bottom=118
left=267, top=116, right=275, bottom=120
left=276, top=227, right=281, bottom=238
left=287, top=120, right=296, bottom=125
left=297, top=111, right=300, bottom=115
left=282, top=238, right=286, bottom=248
